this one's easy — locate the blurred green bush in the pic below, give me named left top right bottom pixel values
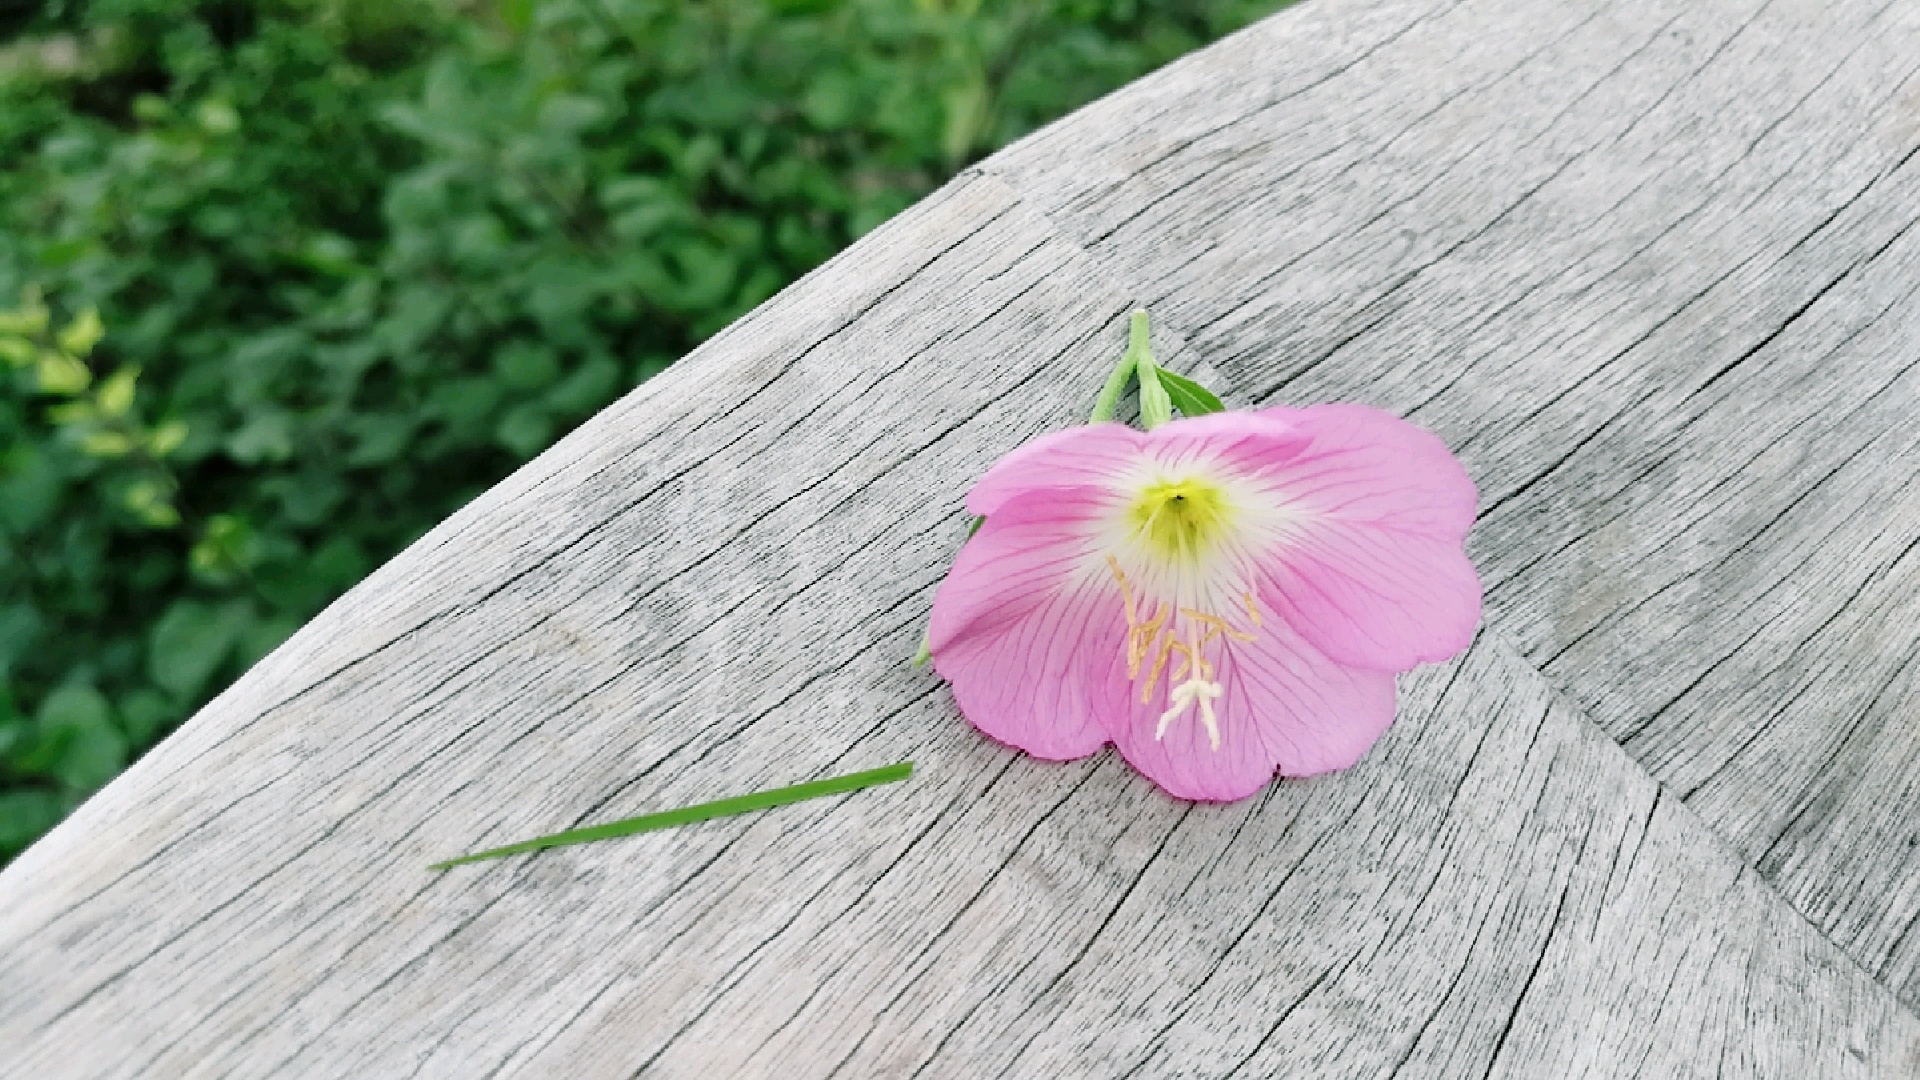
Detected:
left=0, top=0, right=1286, bottom=861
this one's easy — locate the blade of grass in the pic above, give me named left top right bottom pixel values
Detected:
left=429, top=761, right=914, bottom=870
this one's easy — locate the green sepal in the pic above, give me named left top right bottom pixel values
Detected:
left=1157, top=368, right=1225, bottom=416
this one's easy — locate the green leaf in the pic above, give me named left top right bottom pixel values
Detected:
left=0, top=603, right=44, bottom=680
left=196, top=100, right=241, bottom=135
left=344, top=414, right=416, bottom=468
left=147, top=600, right=251, bottom=699
left=96, top=366, right=139, bottom=416
left=57, top=308, right=105, bottom=358
left=117, top=690, right=180, bottom=747
left=492, top=342, right=560, bottom=392
left=226, top=410, right=297, bottom=464
left=189, top=514, right=258, bottom=581
left=495, top=405, right=553, bottom=459
left=80, top=430, right=135, bottom=458
left=0, top=790, right=65, bottom=857
left=46, top=399, right=96, bottom=425
left=35, top=686, right=126, bottom=793
left=544, top=357, right=620, bottom=416
left=0, top=336, right=33, bottom=367
left=122, top=480, right=181, bottom=528
left=1157, top=369, right=1226, bottom=416
left=431, top=762, right=914, bottom=870
left=148, top=420, right=189, bottom=457
left=0, top=448, right=63, bottom=533
left=35, top=350, right=91, bottom=395
left=0, top=292, right=50, bottom=337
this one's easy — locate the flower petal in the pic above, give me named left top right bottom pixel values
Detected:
left=1087, top=614, right=1397, bottom=801
left=966, top=422, right=1143, bottom=518
left=1246, top=404, right=1482, bottom=670
left=930, top=487, right=1123, bottom=760
left=1255, top=525, right=1482, bottom=671
left=1137, top=410, right=1310, bottom=478
left=1256, top=403, right=1477, bottom=540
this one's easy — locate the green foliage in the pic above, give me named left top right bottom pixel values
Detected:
left=0, top=0, right=1288, bottom=861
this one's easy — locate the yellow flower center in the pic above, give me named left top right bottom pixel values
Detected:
left=1126, top=477, right=1233, bottom=564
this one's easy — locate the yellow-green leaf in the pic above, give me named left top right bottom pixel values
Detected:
left=123, top=480, right=181, bottom=528
left=57, top=308, right=105, bottom=357
left=0, top=292, right=49, bottom=337
left=46, top=400, right=96, bottom=425
left=35, top=350, right=91, bottom=394
left=81, top=431, right=135, bottom=457
left=0, top=336, right=33, bottom=367
left=148, top=420, right=189, bottom=456
left=97, top=366, right=139, bottom=416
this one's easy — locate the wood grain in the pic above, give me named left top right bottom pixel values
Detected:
left=4, top=0, right=1920, bottom=1074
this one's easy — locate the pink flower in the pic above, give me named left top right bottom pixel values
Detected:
left=928, top=404, right=1479, bottom=801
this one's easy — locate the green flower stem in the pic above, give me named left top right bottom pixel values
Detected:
left=428, top=762, right=914, bottom=870
left=1128, top=311, right=1173, bottom=429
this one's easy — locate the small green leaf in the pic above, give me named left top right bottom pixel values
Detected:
left=35, top=350, right=91, bottom=395
left=196, top=100, right=240, bottom=135
left=131, top=94, right=171, bottom=123
left=0, top=291, right=49, bottom=337
left=0, top=336, right=33, bottom=367
left=1158, top=369, right=1226, bottom=416
left=431, top=762, right=914, bottom=870
left=0, top=790, right=65, bottom=857
left=226, top=410, right=297, bottom=464
left=495, top=404, right=552, bottom=458
left=190, top=513, right=258, bottom=580
left=35, top=685, right=126, bottom=792
left=345, top=414, right=415, bottom=467
left=96, top=365, right=139, bottom=416
left=80, top=430, right=135, bottom=457
left=57, top=308, right=105, bottom=358
left=148, top=599, right=251, bottom=698
left=492, top=341, right=559, bottom=392
left=46, top=399, right=96, bottom=425
left=148, top=420, right=189, bottom=457
left=122, top=479, right=181, bottom=528
left=117, top=689, right=179, bottom=746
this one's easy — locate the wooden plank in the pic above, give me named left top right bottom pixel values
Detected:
left=987, top=0, right=1920, bottom=1009
left=1, top=0, right=1917, bottom=1076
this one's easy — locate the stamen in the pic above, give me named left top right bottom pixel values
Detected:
left=1140, top=633, right=1178, bottom=703
left=1126, top=608, right=1165, bottom=679
left=1168, top=638, right=1194, bottom=683
left=1107, top=555, right=1137, bottom=624
left=1180, top=608, right=1256, bottom=642
left=1242, top=592, right=1263, bottom=627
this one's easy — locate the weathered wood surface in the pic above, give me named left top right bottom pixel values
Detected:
left=4, top=0, right=1920, bottom=1074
